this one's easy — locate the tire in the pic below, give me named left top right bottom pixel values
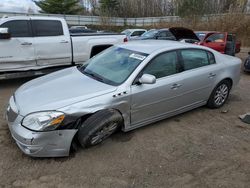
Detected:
left=207, top=80, right=231, bottom=109
left=77, top=109, right=123, bottom=148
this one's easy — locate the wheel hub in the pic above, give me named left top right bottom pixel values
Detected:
left=214, top=84, right=229, bottom=106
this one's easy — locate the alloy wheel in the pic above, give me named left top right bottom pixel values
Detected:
left=214, top=84, right=229, bottom=106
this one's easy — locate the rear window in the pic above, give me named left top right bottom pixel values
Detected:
left=131, top=31, right=145, bottom=37
left=207, top=51, right=216, bottom=64
left=181, top=49, right=215, bottom=71
left=32, top=20, right=63, bottom=37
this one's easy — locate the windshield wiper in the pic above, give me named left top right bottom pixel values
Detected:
left=82, top=70, right=104, bottom=82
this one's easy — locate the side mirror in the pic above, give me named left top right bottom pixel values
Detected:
left=0, top=28, right=11, bottom=39
left=205, top=39, right=211, bottom=43
left=139, top=74, right=156, bottom=85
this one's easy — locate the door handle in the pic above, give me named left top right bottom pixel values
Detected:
left=60, top=40, right=69, bottom=44
left=21, top=42, right=32, bottom=46
left=209, top=73, right=216, bottom=78
left=171, top=83, right=182, bottom=89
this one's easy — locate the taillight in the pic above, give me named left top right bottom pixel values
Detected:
left=123, top=37, right=128, bottom=42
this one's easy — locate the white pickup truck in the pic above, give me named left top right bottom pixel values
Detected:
left=0, top=16, right=127, bottom=79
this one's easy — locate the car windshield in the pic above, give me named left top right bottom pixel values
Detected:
left=121, top=30, right=131, bottom=36
left=78, top=46, right=148, bottom=86
left=141, top=29, right=158, bottom=37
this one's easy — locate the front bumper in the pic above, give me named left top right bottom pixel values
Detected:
left=6, top=106, right=77, bottom=157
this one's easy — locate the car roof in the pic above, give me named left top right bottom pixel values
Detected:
left=147, top=28, right=168, bottom=33
left=0, top=16, right=65, bottom=22
left=117, top=40, right=210, bottom=54
left=123, top=29, right=147, bottom=32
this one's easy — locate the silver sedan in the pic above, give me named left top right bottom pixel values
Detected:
left=6, top=40, right=241, bottom=157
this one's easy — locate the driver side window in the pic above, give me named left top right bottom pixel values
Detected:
left=206, top=33, right=225, bottom=43
left=143, top=51, right=179, bottom=79
left=1, top=20, right=31, bottom=38
left=158, top=31, right=167, bottom=37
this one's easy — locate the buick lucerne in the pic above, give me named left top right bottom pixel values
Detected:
left=6, top=40, right=241, bottom=157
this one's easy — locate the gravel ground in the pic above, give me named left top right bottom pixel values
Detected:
left=0, top=52, right=250, bottom=188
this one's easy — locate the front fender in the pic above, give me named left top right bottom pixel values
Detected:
left=59, top=92, right=130, bottom=131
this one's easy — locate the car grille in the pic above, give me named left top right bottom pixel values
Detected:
left=6, top=106, right=18, bottom=122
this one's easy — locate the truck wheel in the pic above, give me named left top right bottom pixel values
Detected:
left=207, top=80, right=231, bottom=109
left=77, top=109, right=123, bottom=148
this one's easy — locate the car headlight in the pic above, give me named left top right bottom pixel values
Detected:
left=22, top=111, right=65, bottom=131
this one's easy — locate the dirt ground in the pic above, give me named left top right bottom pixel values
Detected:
left=0, top=51, right=250, bottom=188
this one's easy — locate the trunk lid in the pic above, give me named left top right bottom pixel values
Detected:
left=169, top=27, right=200, bottom=41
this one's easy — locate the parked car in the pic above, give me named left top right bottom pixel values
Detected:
left=137, top=27, right=200, bottom=43
left=121, top=29, right=147, bottom=40
left=195, top=31, right=241, bottom=56
left=0, top=16, right=127, bottom=79
left=6, top=40, right=241, bottom=157
left=243, top=52, right=250, bottom=72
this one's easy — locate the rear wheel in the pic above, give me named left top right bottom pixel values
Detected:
left=77, top=109, right=123, bottom=148
left=207, top=80, right=231, bottom=108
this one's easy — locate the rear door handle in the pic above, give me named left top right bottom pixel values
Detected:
left=171, top=83, right=182, bottom=89
left=209, top=73, right=216, bottom=78
left=21, top=42, right=32, bottom=46
left=60, top=40, right=69, bottom=44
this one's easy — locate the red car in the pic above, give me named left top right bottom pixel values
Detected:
left=195, top=31, right=241, bottom=56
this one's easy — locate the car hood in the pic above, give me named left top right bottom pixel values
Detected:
left=15, top=67, right=117, bottom=116
left=169, top=27, right=200, bottom=41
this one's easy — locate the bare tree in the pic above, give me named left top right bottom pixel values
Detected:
left=80, top=0, right=250, bottom=17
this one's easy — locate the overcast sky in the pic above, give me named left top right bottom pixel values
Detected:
left=0, top=0, right=41, bottom=13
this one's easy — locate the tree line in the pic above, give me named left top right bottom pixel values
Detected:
left=36, top=0, right=250, bottom=17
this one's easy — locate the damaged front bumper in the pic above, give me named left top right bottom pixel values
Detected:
left=6, top=106, right=77, bottom=158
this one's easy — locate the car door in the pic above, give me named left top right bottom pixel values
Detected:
left=177, top=48, right=219, bottom=107
left=202, top=32, right=227, bottom=53
left=225, top=34, right=236, bottom=56
left=130, top=51, right=184, bottom=125
left=0, top=19, right=35, bottom=71
left=31, top=19, right=72, bottom=67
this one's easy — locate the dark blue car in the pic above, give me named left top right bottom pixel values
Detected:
left=244, top=52, right=250, bottom=72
